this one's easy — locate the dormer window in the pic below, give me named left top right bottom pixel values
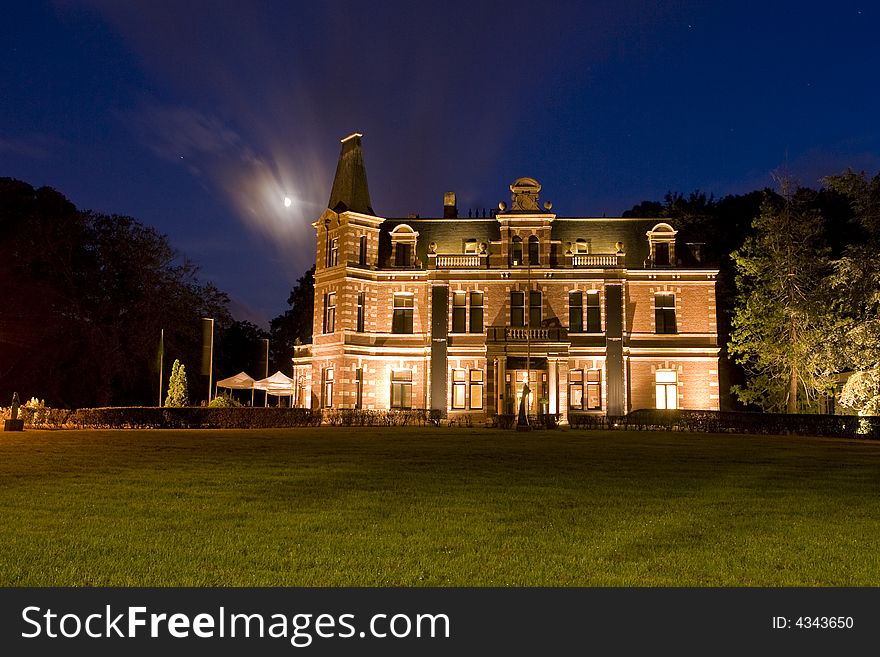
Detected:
left=646, top=223, right=677, bottom=267
left=395, top=243, right=412, bottom=267
left=464, top=239, right=478, bottom=254
left=654, top=242, right=670, bottom=265
left=390, top=224, right=419, bottom=268
left=575, top=238, right=589, bottom=254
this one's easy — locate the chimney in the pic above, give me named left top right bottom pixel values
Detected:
left=443, top=191, right=458, bottom=218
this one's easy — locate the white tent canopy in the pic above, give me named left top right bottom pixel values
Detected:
left=215, top=371, right=257, bottom=406
left=215, top=372, right=256, bottom=389
left=254, top=371, right=295, bottom=396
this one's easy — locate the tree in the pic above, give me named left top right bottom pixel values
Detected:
left=164, top=359, right=189, bottom=407
left=0, top=178, right=231, bottom=407
left=216, top=320, right=269, bottom=378
left=823, top=170, right=880, bottom=415
left=728, top=187, right=834, bottom=413
left=269, top=265, right=315, bottom=372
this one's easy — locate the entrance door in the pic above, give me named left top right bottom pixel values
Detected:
left=506, top=370, right=548, bottom=414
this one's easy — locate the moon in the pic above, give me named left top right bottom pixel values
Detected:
left=283, top=196, right=292, bottom=207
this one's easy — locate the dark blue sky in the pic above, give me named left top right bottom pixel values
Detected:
left=2, top=1, right=878, bottom=324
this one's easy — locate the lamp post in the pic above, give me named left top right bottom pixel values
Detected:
left=261, top=338, right=269, bottom=407
left=518, top=246, right=532, bottom=431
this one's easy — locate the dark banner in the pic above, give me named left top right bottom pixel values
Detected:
left=0, top=588, right=875, bottom=655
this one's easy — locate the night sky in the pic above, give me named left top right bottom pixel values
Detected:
left=2, top=1, right=878, bottom=325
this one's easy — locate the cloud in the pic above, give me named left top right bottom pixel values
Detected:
left=0, top=134, right=59, bottom=160
left=128, top=99, right=324, bottom=274
left=132, top=105, right=244, bottom=162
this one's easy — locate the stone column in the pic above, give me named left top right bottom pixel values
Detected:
left=548, top=357, right=558, bottom=414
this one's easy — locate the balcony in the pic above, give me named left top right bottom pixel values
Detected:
left=486, top=326, right=568, bottom=343
left=428, top=253, right=486, bottom=269
left=570, top=253, right=625, bottom=267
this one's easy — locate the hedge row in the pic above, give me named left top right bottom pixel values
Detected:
left=569, top=409, right=880, bottom=439
left=489, top=413, right=560, bottom=430
left=321, top=409, right=440, bottom=427
left=69, top=407, right=323, bottom=429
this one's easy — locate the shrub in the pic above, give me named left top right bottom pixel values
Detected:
left=209, top=394, right=241, bottom=408
left=491, top=414, right=516, bottom=430
left=165, top=360, right=189, bottom=407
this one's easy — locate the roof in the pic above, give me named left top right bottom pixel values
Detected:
left=327, top=133, right=375, bottom=215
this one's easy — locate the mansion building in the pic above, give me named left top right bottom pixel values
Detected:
left=292, top=134, right=720, bottom=420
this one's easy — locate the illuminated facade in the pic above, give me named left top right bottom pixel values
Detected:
left=293, top=134, right=720, bottom=420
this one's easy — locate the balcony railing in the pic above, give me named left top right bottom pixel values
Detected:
left=486, top=327, right=568, bottom=342
left=430, top=253, right=483, bottom=268
left=424, top=251, right=624, bottom=270
left=571, top=253, right=623, bottom=267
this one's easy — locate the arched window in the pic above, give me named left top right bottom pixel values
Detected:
left=528, top=236, right=540, bottom=265
left=511, top=236, right=523, bottom=266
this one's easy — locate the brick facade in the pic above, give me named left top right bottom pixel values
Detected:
left=293, top=136, right=720, bottom=421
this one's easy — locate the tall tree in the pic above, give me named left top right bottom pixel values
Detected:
left=269, top=265, right=315, bottom=372
left=728, top=187, right=834, bottom=412
left=823, top=170, right=880, bottom=414
left=216, top=320, right=269, bottom=377
left=0, top=178, right=231, bottom=407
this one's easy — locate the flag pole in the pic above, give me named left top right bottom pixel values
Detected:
left=158, top=328, right=164, bottom=407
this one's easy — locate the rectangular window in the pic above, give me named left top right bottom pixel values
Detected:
left=327, top=237, right=338, bottom=267
left=356, top=292, right=365, bottom=332
left=529, top=291, right=542, bottom=328
left=355, top=367, right=363, bottom=409
left=452, top=369, right=466, bottom=409
left=395, top=243, right=411, bottom=267
left=568, top=370, right=584, bottom=410
left=655, top=293, right=677, bottom=334
left=452, top=291, right=467, bottom=333
left=464, top=239, right=478, bottom=254
left=469, top=291, right=484, bottom=333
left=392, top=294, right=414, bottom=334
left=655, top=370, right=677, bottom=409
left=510, top=291, right=525, bottom=327
left=586, top=369, right=601, bottom=410
left=469, top=369, right=484, bottom=410
left=323, top=292, right=336, bottom=333
left=359, top=235, right=367, bottom=266
left=322, top=368, right=334, bottom=408
left=586, top=291, right=601, bottom=333
left=569, top=291, right=583, bottom=332
left=511, top=239, right=523, bottom=266
left=528, top=238, right=540, bottom=265
left=391, top=370, right=413, bottom=409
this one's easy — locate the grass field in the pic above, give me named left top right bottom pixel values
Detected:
left=1, top=427, right=878, bottom=586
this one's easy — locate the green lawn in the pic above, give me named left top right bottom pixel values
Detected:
left=1, top=427, right=878, bottom=586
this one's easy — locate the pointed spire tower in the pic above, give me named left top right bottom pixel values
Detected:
left=327, top=133, right=375, bottom=216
